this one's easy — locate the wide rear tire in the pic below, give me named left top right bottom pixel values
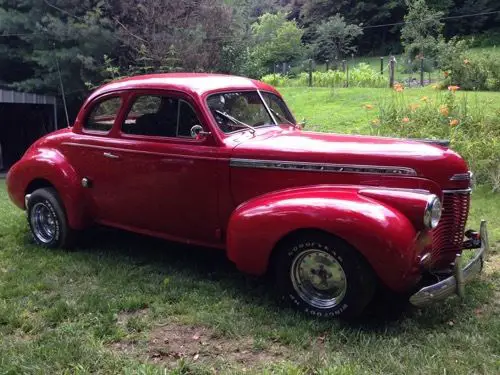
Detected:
left=274, top=231, right=376, bottom=318
left=27, top=187, right=75, bottom=249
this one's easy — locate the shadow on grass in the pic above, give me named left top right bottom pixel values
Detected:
left=22, top=224, right=494, bottom=334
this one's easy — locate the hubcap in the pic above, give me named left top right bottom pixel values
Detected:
left=291, top=249, right=347, bottom=309
left=30, top=202, right=57, bottom=243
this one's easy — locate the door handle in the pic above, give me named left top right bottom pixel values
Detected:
left=103, top=152, right=120, bottom=159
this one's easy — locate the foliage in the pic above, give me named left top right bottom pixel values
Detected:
left=437, top=40, right=500, bottom=91
left=261, top=63, right=386, bottom=88
left=372, top=87, right=500, bottom=189
left=248, top=12, right=305, bottom=76
left=113, top=0, right=238, bottom=73
left=312, top=14, right=363, bottom=61
left=401, top=0, right=444, bottom=60
left=0, top=0, right=116, bottom=113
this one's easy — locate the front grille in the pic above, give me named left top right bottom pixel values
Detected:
left=431, top=191, right=470, bottom=267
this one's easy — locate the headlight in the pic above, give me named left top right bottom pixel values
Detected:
left=424, top=195, right=442, bottom=229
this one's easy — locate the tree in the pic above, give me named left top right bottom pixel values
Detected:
left=248, top=12, right=304, bottom=75
left=313, top=14, right=363, bottom=61
left=111, top=0, right=241, bottom=73
left=400, top=0, right=444, bottom=59
left=0, top=0, right=116, bottom=112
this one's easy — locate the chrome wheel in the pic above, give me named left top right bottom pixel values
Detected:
left=290, top=249, right=347, bottom=309
left=30, top=202, right=57, bottom=244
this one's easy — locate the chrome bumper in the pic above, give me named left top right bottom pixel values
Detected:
left=409, top=220, right=489, bottom=307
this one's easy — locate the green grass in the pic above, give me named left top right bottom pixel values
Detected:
left=1, top=87, right=499, bottom=374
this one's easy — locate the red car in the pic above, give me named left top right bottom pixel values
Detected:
left=6, top=73, right=489, bottom=318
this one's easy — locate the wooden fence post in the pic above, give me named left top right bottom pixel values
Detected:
left=326, top=59, right=329, bottom=71
left=342, top=59, right=346, bottom=72
left=389, top=56, right=395, bottom=88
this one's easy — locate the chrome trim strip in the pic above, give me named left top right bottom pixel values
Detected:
left=442, top=188, right=472, bottom=194
left=450, top=171, right=472, bottom=181
left=229, top=158, right=418, bottom=176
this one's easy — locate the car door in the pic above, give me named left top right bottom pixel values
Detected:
left=102, top=91, right=221, bottom=246
left=60, top=93, right=132, bottom=224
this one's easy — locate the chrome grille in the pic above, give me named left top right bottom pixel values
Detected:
left=431, top=191, right=470, bottom=267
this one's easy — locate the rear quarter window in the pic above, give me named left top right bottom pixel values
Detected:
left=84, top=97, right=122, bottom=132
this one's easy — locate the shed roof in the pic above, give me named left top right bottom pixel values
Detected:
left=0, top=88, right=56, bottom=105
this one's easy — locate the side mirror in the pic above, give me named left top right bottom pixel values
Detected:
left=190, top=125, right=211, bottom=139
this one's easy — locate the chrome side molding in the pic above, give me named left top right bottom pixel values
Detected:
left=230, top=158, right=418, bottom=176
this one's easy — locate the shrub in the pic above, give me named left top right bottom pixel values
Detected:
left=371, top=87, right=500, bottom=190
left=437, top=39, right=500, bottom=91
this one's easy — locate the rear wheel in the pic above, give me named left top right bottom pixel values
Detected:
left=27, top=188, right=75, bottom=248
left=274, top=232, right=376, bottom=318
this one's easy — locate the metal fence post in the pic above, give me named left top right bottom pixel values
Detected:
left=420, top=57, right=424, bottom=87
left=326, top=59, right=329, bottom=71
left=342, top=60, right=346, bottom=72
left=380, top=57, right=384, bottom=75
left=308, top=59, right=313, bottom=87
left=345, top=63, right=349, bottom=88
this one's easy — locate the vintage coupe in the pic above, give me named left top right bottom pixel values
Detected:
left=7, top=73, right=489, bottom=317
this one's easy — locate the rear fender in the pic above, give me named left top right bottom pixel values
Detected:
left=7, top=148, right=88, bottom=229
left=226, top=185, right=424, bottom=292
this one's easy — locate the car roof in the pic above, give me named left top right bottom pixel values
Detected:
left=87, top=73, right=280, bottom=101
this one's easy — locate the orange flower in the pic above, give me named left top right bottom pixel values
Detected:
left=393, top=83, right=404, bottom=92
left=448, top=85, right=460, bottom=92
left=409, top=103, right=420, bottom=112
left=444, top=71, right=449, bottom=77
left=421, top=96, right=429, bottom=102
left=371, top=118, right=380, bottom=125
left=364, top=104, right=374, bottom=110
left=464, top=59, right=470, bottom=65
left=402, top=117, right=410, bottom=123
left=449, top=119, right=459, bottom=127
left=439, top=105, right=449, bottom=116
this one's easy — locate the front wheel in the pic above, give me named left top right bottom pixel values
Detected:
left=27, top=187, right=75, bottom=249
left=274, top=232, right=376, bottom=318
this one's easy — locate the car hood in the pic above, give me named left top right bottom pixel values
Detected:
left=231, top=129, right=469, bottom=186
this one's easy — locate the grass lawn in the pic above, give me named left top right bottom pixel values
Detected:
left=1, top=87, right=499, bottom=374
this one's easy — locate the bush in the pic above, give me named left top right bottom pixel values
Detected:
left=437, top=39, right=500, bottom=91
left=261, top=63, right=386, bottom=88
left=370, top=86, right=500, bottom=190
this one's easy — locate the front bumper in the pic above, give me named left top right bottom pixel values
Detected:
left=409, top=220, right=490, bottom=307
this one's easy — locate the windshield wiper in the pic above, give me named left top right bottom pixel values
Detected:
left=215, top=110, right=256, bottom=135
left=268, top=108, right=298, bottom=128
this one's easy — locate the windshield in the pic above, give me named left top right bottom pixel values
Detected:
left=207, top=91, right=294, bottom=134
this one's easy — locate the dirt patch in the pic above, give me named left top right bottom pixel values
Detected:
left=146, top=324, right=291, bottom=367
left=111, top=319, right=293, bottom=370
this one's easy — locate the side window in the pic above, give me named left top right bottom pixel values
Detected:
left=122, top=95, right=178, bottom=137
left=121, top=95, right=202, bottom=138
left=84, top=97, right=122, bottom=132
left=177, top=100, right=201, bottom=137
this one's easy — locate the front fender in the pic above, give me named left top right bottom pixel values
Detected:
left=226, top=185, right=424, bottom=292
left=7, top=147, right=88, bottom=229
